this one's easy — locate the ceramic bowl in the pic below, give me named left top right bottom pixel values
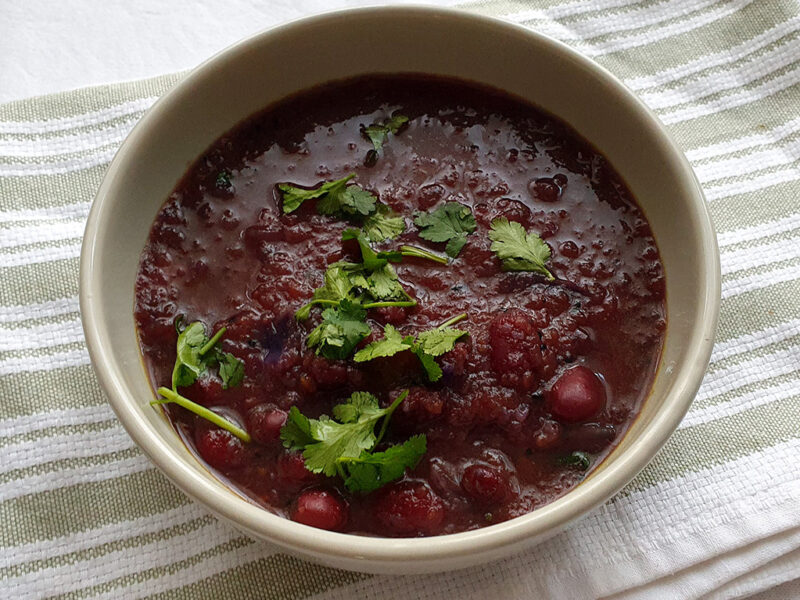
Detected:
left=80, top=5, right=720, bottom=574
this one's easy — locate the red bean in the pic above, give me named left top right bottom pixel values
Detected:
left=547, top=366, right=607, bottom=423
left=290, top=489, right=348, bottom=531
left=374, top=481, right=445, bottom=536
left=246, top=404, right=287, bottom=445
left=528, top=177, right=561, bottom=203
left=194, top=426, right=245, bottom=470
left=461, top=463, right=508, bottom=505
left=276, top=451, right=318, bottom=487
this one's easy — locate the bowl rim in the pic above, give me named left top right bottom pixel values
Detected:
left=80, top=4, right=721, bottom=567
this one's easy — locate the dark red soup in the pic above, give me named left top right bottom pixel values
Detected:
left=135, top=75, right=665, bottom=536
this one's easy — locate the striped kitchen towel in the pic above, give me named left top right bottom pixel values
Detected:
left=1, top=0, right=799, bottom=598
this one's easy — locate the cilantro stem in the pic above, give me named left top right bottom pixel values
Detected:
left=199, top=327, right=226, bottom=356
left=361, top=300, right=417, bottom=309
left=375, top=389, right=409, bottom=446
left=170, top=360, right=182, bottom=393
left=438, top=313, right=468, bottom=329
left=154, top=386, right=251, bottom=443
left=400, top=245, right=449, bottom=265
left=302, top=299, right=340, bottom=309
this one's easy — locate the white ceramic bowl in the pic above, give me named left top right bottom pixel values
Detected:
left=80, top=6, right=720, bottom=574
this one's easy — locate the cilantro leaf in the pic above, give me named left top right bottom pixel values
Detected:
left=559, top=451, right=592, bottom=471
left=317, top=183, right=377, bottom=217
left=316, top=263, right=359, bottom=302
left=445, top=236, right=468, bottom=258
left=488, top=217, right=554, bottom=280
left=307, top=299, right=371, bottom=360
left=416, top=327, right=469, bottom=357
left=332, top=391, right=388, bottom=424
left=278, top=174, right=356, bottom=214
left=363, top=203, right=406, bottom=242
left=217, top=352, right=244, bottom=389
left=342, top=229, right=412, bottom=302
left=281, top=406, right=315, bottom=450
left=412, top=346, right=444, bottom=382
left=282, top=390, right=411, bottom=477
left=353, top=324, right=413, bottom=362
left=340, top=435, right=427, bottom=493
left=353, top=316, right=468, bottom=382
left=171, top=322, right=244, bottom=389
left=352, top=265, right=409, bottom=301
left=363, top=114, right=409, bottom=151
left=295, top=262, right=360, bottom=321
left=342, top=228, right=388, bottom=271
left=215, top=170, right=233, bottom=192
left=414, top=202, right=477, bottom=258
left=303, top=414, right=377, bottom=476
left=172, top=321, right=207, bottom=388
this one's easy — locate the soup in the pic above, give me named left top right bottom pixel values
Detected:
left=135, top=75, right=665, bottom=536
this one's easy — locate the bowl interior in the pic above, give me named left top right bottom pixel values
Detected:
left=81, top=6, right=718, bottom=573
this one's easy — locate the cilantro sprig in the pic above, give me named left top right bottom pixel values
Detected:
left=354, top=314, right=469, bottom=382
left=363, top=203, right=405, bottom=243
left=278, top=174, right=405, bottom=242
left=280, top=390, right=426, bottom=492
left=152, top=320, right=249, bottom=442
left=414, top=202, right=477, bottom=258
left=279, top=174, right=366, bottom=215
left=488, top=217, right=555, bottom=280
left=338, top=434, right=426, bottom=493
left=362, top=114, right=409, bottom=152
left=307, top=299, right=372, bottom=360
left=296, top=229, right=449, bottom=326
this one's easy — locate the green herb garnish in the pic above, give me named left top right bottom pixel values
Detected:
left=559, top=451, right=592, bottom=471
left=307, top=299, right=372, bottom=360
left=153, top=320, right=249, bottom=442
left=171, top=321, right=243, bottom=390
left=342, top=228, right=389, bottom=271
left=354, top=314, right=468, bottom=382
left=488, top=217, right=554, bottom=280
left=414, top=202, right=477, bottom=258
left=215, top=170, right=233, bottom=191
left=279, top=174, right=371, bottom=215
left=397, top=245, right=449, bottom=265
left=362, top=203, right=406, bottom=243
left=363, top=114, right=409, bottom=151
left=296, top=228, right=449, bottom=360
left=297, top=229, right=435, bottom=321
left=353, top=323, right=411, bottom=360
left=294, top=261, right=416, bottom=322
left=278, top=174, right=405, bottom=242
left=281, top=390, right=425, bottom=491
left=338, top=435, right=427, bottom=493
left=317, top=182, right=376, bottom=217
